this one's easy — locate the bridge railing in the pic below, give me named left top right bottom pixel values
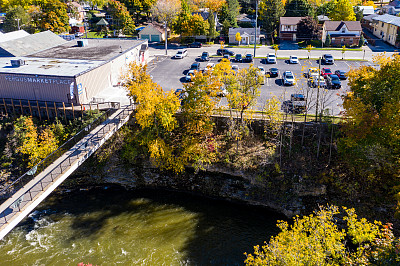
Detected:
left=0, top=107, right=119, bottom=204
left=0, top=104, right=135, bottom=228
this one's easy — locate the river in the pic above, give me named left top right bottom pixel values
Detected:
left=0, top=185, right=285, bottom=265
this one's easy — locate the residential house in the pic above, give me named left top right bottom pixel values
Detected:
left=279, top=17, right=306, bottom=41
left=67, top=2, right=85, bottom=24
left=361, top=14, right=378, bottom=31
left=139, top=23, right=169, bottom=42
left=382, top=0, right=400, bottom=15
left=371, top=14, right=400, bottom=47
left=228, top=27, right=261, bottom=44
left=322, top=21, right=362, bottom=46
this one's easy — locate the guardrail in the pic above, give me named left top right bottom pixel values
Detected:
left=0, top=104, right=135, bottom=229
left=0, top=107, right=118, bottom=204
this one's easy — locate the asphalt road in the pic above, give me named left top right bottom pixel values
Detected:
left=148, top=50, right=371, bottom=116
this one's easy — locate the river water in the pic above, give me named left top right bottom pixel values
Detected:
left=0, top=186, right=285, bottom=265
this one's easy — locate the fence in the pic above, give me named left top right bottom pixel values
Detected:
left=0, top=98, right=120, bottom=120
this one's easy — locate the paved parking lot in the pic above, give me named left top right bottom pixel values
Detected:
left=149, top=51, right=371, bottom=115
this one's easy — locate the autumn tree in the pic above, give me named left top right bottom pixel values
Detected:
left=329, top=0, right=356, bottom=21
left=172, top=0, right=191, bottom=38
left=207, top=12, right=219, bottom=42
left=296, top=16, right=318, bottom=42
left=259, top=0, right=285, bottom=35
left=37, top=0, right=70, bottom=33
left=3, top=5, right=31, bottom=32
left=189, top=0, right=226, bottom=12
left=340, top=54, right=400, bottom=186
left=245, top=206, right=400, bottom=265
left=107, top=0, right=135, bottom=35
left=285, top=0, right=313, bottom=17
left=151, top=0, right=181, bottom=55
left=120, top=0, right=156, bottom=21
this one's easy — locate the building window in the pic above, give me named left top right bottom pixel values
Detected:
left=342, top=28, right=346, bottom=33
left=389, top=35, right=391, bottom=41
left=382, top=22, right=384, bottom=27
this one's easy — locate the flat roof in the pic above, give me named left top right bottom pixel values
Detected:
left=29, top=39, right=146, bottom=61
left=0, top=57, right=104, bottom=77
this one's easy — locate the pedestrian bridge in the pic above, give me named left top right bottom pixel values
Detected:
left=0, top=104, right=134, bottom=240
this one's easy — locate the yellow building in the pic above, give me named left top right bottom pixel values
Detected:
left=372, top=14, right=400, bottom=48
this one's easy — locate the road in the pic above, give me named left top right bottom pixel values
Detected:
left=148, top=48, right=372, bottom=115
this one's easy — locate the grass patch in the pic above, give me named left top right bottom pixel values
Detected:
left=225, top=44, right=263, bottom=48
left=85, top=31, right=104, bottom=38
left=300, top=47, right=363, bottom=51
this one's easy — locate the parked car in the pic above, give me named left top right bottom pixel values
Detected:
left=289, top=94, right=306, bottom=113
left=244, top=53, right=253, bottom=63
left=222, top=54, right=231, bottom=61
left=322, top=54, right=334, bottom=64
left=266, top=53, right=277, bottom=64
left=185, top=70, right=195, bottom=82
left=174, top=88, right=186, bottom=102
left=326, top=74, right=341, bottom=89
left=334, top=70, right=347, bottom=80
left=307, top=67, right=319, bottom=79
left=257, top=71, right=265, bottom=85
left=289, top=55, right=299, bottom=64
left=283, top=71, right=295, bottom=86
left=175, top=49, right=188, bottom=59
left=200, top=51, right=209, bottom=62
left=232, top=65, right=239, bottom=73
left=321, top=68, right=332, bottom=77
left=188, top=42, right=202, bottom=48
left=308, top=76, right=326, bottom=88
left=204, top=63, right=215, bottom=73
left=257, top=66, right=266, bottom=76
left=190, top=62, right=200, bottom=71
left=217, top=48, right=235, bottom=56
left=234, top=54, right=243, bottom=62
left=269, top=68, right=279, bottom=77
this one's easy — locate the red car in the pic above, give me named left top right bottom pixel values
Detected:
left=321, top=68, right=332, bottom=77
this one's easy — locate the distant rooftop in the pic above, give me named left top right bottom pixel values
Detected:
left=372, top=14, right=400, bottom=27
left=30, top=39, right=147, bottom=61
left=0, top=57, right=104, bottom=77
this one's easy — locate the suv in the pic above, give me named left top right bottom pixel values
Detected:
left=200, top=51, right=209, bottom=61
left=244, top=54, right=253, bottom=63
left=322, top=54, right=334, bottom=64
left=326, top=74, right=341, bottom=89
left=266, top=53, right=277, bottom=64
left=217, top=48, right=235, bottom=56
left=283, top=71, right=295, bottom=86
left=234, top=54, right=243, bottom=62
left=175, top=49, right=188, bottom=59
left=190, top=62, right=200, bottom=71
left=188, top=42, right=202, bottom=48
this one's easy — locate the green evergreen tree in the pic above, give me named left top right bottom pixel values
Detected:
left=219, top=0, right=239, bottom=28
left=221, top=19, right=232, bottom=37
left=3, top=5, right=31, bottom=32
left=259, top=0, right=285, bottom=35
left=325, top=34, right=331, bottom=47
left=207, top=12, right=219, bottom=42
left=359, top=34, right=365, bottom=47
left=284, top=0, right=313, bottom=17
left=172, top=0, right=191, bottom=37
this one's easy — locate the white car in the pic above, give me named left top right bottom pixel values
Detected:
left=283, top=71, right=295, bottom=86
left=257, top=66, right=266, bottom=76
left=266, top=53, right=276, bottom=64
left=308, top=76, right=326, bottom=88
left=186, top=70, right=195, bottom=82
left=232, top=65, right=239, bottom=71
left=204, top=63, right=215, bottom=73
left=289, top=55, right=299, bottom=64
left=175, top=49, right=188, bottom=59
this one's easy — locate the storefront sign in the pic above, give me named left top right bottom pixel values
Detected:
left=4, top=75, right=72, bottom=85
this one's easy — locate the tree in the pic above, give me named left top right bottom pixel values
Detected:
left=218, top=0, right=239, bottom=28
left=245, top=206, right=400, bottom=265
left=189, top=0, right=226, bottom=12
left=221, top=19, right=231, bottom=36
left=207, top=11, right=219, bottom=42
left=86, top=0, right=109, bottom=9
left=120, top=0, right=156, bottom=21
left=235, top=32, right=241, bottom=45
left=187, top=13, right=209, bottom=36
left=359, top=34, right=365, bottom=47
left=107, top=0, right=135, bottom=35
left=1, top=0, right=32, bottom=10
left=296, top=16, right=319, bottom=42
left=172, top=0, right=191, bottom=38
left=37, top=0, right=70, bottom=33
left=325, top=34, right=331, bottom=47
left=340, top=54, right=400, bottom=186
left=329, top=0, right=356, bottom=21
left=354, top=5, right=364, bottom=21
left=3, top=5, right=31, bottom=32
left=259, top=0, right=285, bottom=35
left=284, top=0, right=313, bottom=17
left=151, top=0, right=181, bottom=55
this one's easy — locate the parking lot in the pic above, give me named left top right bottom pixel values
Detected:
left=149, top=50, right=371, bottom=115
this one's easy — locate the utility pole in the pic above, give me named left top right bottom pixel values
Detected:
left=165, top=21, right=168, bottom=55
left=315, top=57, right=321, bottom=120
left=254, top=0, right=259, bottom=57
left=15, top=18, right=20, bottom=30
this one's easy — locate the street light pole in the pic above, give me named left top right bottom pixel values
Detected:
left=165, top=21, right=168, bottom=56
left=15, top=18, right=20, bottom=30
left=254, top=0, right=258, bottom=57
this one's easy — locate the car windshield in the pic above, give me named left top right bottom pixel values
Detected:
left=202, top=52, right=207, bottom=56
left=292, top=56, right=297, bottom=59
left=258, top=67, right=264, bottom=70
left=269, top=54, right=276, bottom=58
left=339, top=71, right=346, bottom=74
left=331, top=76, right=339, bottom=81
left=325, top=55, right=333, bottom=58
left=177, top=51, right=183, bottom=54
left=271, top=68, right=278, bottom=72
left=325, top=69, right=332, bottom=73
left=286, top=74, right=293, bottom=79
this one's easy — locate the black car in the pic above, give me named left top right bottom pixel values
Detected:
left=244, top=54, right=253, bottom=63
left=200, top=51, right=209, bottom=61
left=188, top=42, right=202, bottom=48
left=269, top=68, right=279, bottom=77
left=326, top=74, right=341, bottom=89
left=234, top=54, right=243, bottom=62
left=190, top=62, right=200, bottom=71
left=334, top=70, right=347, bottom=80
left=217, top=48, right=235, bottom=56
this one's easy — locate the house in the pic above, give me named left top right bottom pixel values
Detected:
left=237, top=13, right=256, bottom=27
left=322, top=21, right=362, bottom=46
left=67, top=2, right=85, bottom=24
left=361, top=14, right=378, bottom=31
left=356, top=6, right=375, bottom=16
left=228, top=27, right=261, bottom=44
left=139, top=23, right=169, bottom=42
left=279, top=17, right=306, bottom=41
left=382, top=0, right=400, bottom=15
left=371, top=14, right=400, bottom=47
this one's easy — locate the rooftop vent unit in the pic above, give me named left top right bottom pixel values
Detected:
left=77, top=39, right=89, bottom=47
left=11, top=59, right=25, bottom=67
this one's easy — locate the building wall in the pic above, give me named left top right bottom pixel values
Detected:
left=229, top=34, right=259, bottom=44
left=373, top=21, right=399, bottom=46
left=139, top=26, right=164, bottom=41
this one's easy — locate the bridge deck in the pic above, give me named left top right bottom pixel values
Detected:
left=0, top=105, right=134, bottom=240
